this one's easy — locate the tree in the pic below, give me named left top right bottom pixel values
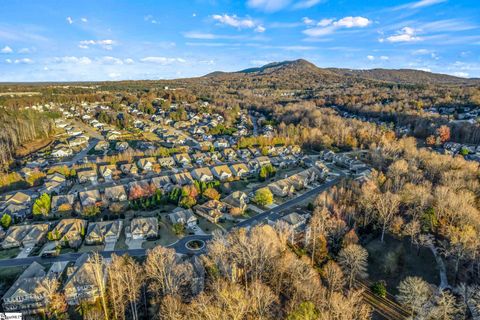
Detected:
left=33, top=193, right=51, bottom=216
left=90, top=253, right=109, bottom=320
left=321, top=261, right=345, bottom=297
left=203, top=187, right=220, bottom=200
left=82, top=205, right=100, bottom=217
left=397, top=276, right=434, bottom=317
left=288, top=301, right=318, bottom=320
left=145, top=246, right=193, bottom=301
left=0, top=214, right=12, bottom=229
left=338, top=244, right=369, bottom=288
left=437, top=125, right=450, bottom=143
left=172, top=223, right=185, bottom=235
left=426, top=135, right=436, bottom=146
left=426, top=291, right=461, bottom=320
left=254, top=188, right=273, bottom=206
left=179, top=195, right=196, bottom=208
left=37, top=277, right=68, bottom=319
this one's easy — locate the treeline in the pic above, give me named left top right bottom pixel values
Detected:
left=0, top=108, right=56, bottom=169
left=38, top=225, right=372, bottom=320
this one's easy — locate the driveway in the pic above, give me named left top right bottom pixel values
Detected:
left=104, top=241, right=116, bottom=251
left=191, top=225, right=206, bottom=235
left=126, top=238, right=144, bottom=249
left=15, top=246, right=34, bottom=259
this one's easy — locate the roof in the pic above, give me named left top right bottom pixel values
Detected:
left=2, top=262, right=46, bottom=300
left=281, top=212, right=306, bottom=226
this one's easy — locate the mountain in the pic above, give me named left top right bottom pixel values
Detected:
left=203, top=59, right=479, bottom=86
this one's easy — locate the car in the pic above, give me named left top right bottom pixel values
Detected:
left=25, top=247, right=33, bottom=253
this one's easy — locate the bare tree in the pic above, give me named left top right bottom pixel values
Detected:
left=397, top=276, right=434, bottom=317
left=338, top=244, right=368, bottom=288
left=426, top=291, right=461, bottom=320
left=107, top=254, right=127, bottom=320
left=145, top=246, right=193, bottom=301
left=38, top=277, right=68, bottom=319
left=321, top=260, right=345, bottom=297
left=90, top=252, right=109, bottom=320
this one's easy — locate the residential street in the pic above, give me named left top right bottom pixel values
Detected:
left=0, top=174, right=344, bottom=267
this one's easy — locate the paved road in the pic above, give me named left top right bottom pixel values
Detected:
left=53, top=138, right=99, bottom=167
left=249, top=113, right=259, bottom=136
left=0, top=175, right=344, bottom=267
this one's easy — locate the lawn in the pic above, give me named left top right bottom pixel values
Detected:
left=364, top=234, right=439, bottom=295
left=78, top=244, right=104, bottom=253
left=115, top=225, right=128, bottom=250
left=0, top=248, right=20, bottom=259
left=198, top=218, right=220, bottom=234
left=0, top=266, right=27, bottom=296
left=142, top=221, right=179, bottom=248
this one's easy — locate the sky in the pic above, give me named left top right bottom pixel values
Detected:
left=0, top=0, right=479, bottom=81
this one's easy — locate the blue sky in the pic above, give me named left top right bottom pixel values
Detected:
left=0, top=0, right=479, bottom=81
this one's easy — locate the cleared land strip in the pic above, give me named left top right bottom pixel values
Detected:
left=356, top=280, right=410, bottom=320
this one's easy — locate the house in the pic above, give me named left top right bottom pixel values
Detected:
left=2, top=224, right=49, bottom=249
left=192, top=152, right=209, bottom=165
left=268, top=180, right=295, bottom=198
left=51, top=194, right=75, bottom=214
left=172, top=172, right=194, bottom=186
left=173, top=153, right=192, bottom=167
left=151, top=176, right=173, bottom=192
left=115, top=141, right=129, bottom=151
left=211, top=165, right=233, bottom=181
left=64, top=253, right=106, bottom=305
left=254, top=156, right=271, bottom=167
left=137, top=157, right=157, bottom=172
left=222, top=191, right=248, bottom=213
left=85, top=220, right=123, bottom=244
left=2, top=262, right=49, bottom=314
left=193, top=200, right=226, bottom=223
left=213, top=139, right=229, bottom=149
left=94, top=140, right=109, bottom=151
left=51, top=147, right=73, bottom=158
left=77, top=168, right=98, bottom=184
left=51, top=219, right=87, bottom=248
left=191, top=167, right=214, bottom=183
left=98, top=164, right=117, bottom=181
left=1, top=192, right=32, bottom=218
left=40, top=173, right=67, bottom=194
left=288, top=167, right=324, bottom=190
left=120, top=163, right=139, bottom=176
left=279, top=212, right=308, bottom=244
left=229, top=163, right=251, bottom=178
left=157, top=156, right=175, bottom=168
left=236, top=149, right=252, bottom=160
left=103, top=185, right=128, bottom=203
left=129, top=217, right=158, bottom=240
left=79, top=189, right=102, bottom=207
left=168, top=208, right=198, bottom=228
left=222, top=148, right=237, bottom=161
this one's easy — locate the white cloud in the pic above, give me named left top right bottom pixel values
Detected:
left=381, top=27, right=422, bottom=43
left=335, top=16, right=371, bottom=28
left=294, top=0, right=323, bottom=9
left=140, top=57, right=186, bottom=64
left=192, top=13, right=197, bottom=17
left=412, top=49, right=431, bottom=55
left=212, top=14, right=265, bottom=32
left=54, top=56, right=92, bottom=65
left=124, top=58, right=134, bottom=64
left=81, top=17, right=88, bottom=23
left=367, top=55, right=375, bottom=61
left=1, top=46, right=12, bottom=53
left=247, top=0, right=291, bottom=12
left=302, top=17, right=315, bottom=25
left=79, top=39, right=115, bottom=50
left=98, top=56, right=123, bottom=65
left=380, top=55, right=389, bottom=60
left=66, top=16, right=73, bottom=24
left=396, top=0, right=446, bottom=9
left=182, top=32, right=247, bottom=40
left=5, top=59, right=12, bottom=63
left=144, top=15, right=158, bottom=24
left=18, top=48, right=31, bottom=54
left=255, top=25, right=266, bottom=33
left=453, top=71, right=469, bottom=78
left=303, top=16, right=371, bottom=37
left=14, top=58, right=33, bottom=64
left=317, top=18, right=334, bottom=27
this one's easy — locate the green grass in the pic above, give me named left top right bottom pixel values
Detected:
left=142, top=221, right=179, bottom=248
left=364, top=234, right=439, bottom=295
left=0, top=248, right=20, bottom=259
